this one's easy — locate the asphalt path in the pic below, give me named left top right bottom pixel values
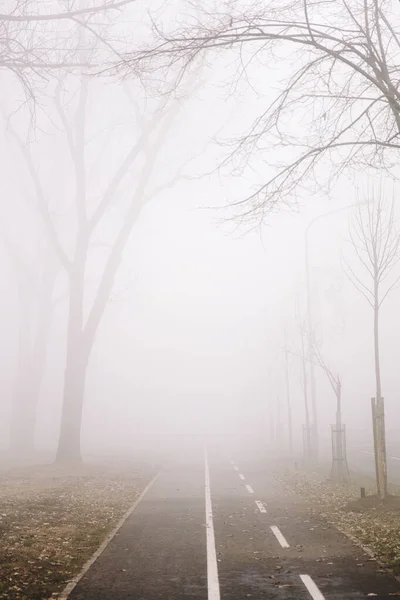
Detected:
left=68, top=444, right=400, bottom=600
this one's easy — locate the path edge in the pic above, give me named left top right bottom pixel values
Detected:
left=331, top=520, right=400, bottom=585
left=57, top=470, right=160, bottom=599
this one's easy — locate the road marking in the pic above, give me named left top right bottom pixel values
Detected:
left=239, top=473, right=245, bottom=480
left=255, top=500, right=266, bottom=513
left=204, top=448, right=220, bottom=600
left=233, top=465, right=239, bottom=471
left=245, top=484, right=254, bottom=494
left=389, top=456, right=400, bottom=461
left=229, top=459, right=235, bottom=465
left=270, top=525, right=290, bottom=548
left=300, top=574, right=325, bottom=600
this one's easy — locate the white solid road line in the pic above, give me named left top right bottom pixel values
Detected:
left=245, top=484, right=255, bottom=494
left=389, top=456, right=400, bottom=461
left=255, top=500, right=267, bottom=513
left=300, top=574, right=326, bottom=600
left=270, top=525, right=290, bottom=548
left=239, top=473, right=245, bottom=480
left=58, top=472, right=160, bottom=599
left=204, top=448, right=220, bottom=600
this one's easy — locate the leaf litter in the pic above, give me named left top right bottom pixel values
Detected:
left=279, top=468, right=400, bottom=574
left=0, top=459, right=155, bottom=600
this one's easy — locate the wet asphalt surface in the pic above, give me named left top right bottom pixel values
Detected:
left=69, top=444, right=400, bottom=600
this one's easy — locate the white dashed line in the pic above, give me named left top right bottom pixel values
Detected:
left=233, top=465, right=239, bottom=471
left=255, top=500, right=267, bottom=513
left=270, top=525, right=290, bottom=548
left=204, top=448, right=220, bottom=600
left=245, top=484, right=254, bottom=494
left=300, top=575, right=325, bottom=600
left=239, top=473, right=245, bottom=480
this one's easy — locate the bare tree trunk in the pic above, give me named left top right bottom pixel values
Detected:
left=10, top=267, right=57, bottom=456
left=9, top=281, right=33, bottom=456
left=336, top=379, right=342, bottom=430
left=374, top=297, right=382, bottom=402
left=335, top=379, right=343, bottom=476
left=301, top=351, right=311, bottom=460
left=56, top=253, right=87, bottom=464
left=56, top=345, right=87, bottom=463
left=373, top=293, right=388, bottom=499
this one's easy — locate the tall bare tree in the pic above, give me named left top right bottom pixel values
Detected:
left=120, top=0, right=400, bottom=218
left=6, top=66, right=192, bottom=462
left=345, top=189, right=400, bottom=497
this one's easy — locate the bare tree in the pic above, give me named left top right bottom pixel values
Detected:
left=313, top=344, right=342, bottom=430
left=6, top=67, right=193, bottom=463
left=344, top=189, right=400, bottom=497
left=0, top=216, right=59, bottom=456
left=119, top=0, right=400, bottom=219
left=311, top=341, right=350, bottom=481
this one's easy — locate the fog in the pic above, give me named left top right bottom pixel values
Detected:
left=1, top=0, right=400, bottom=474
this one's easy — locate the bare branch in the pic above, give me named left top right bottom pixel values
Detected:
left=5, top=121, right=71, bottom=273
left=115, top=0, right=400, bottom=216
left=345, top=187, right=400, bottom=310
left=0, top=0, right=137, bottom=22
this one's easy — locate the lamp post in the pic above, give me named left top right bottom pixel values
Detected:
left=304, top=203, right=360, bottom=460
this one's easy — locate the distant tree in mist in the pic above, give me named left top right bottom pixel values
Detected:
left=344, top=189, right=400, bottom=497
left=0, top=212, right=59, bottom=456
left=311, top=341, right=342, bottom=431
left=309, top=338, right=350, bottom=481
left=0, top=0, right=148, bottom=458
left=119, top=0, right=400, bottom=219
left=7, top=246, right=58, bottom=457
left=5, top=25, right=196, bottom=463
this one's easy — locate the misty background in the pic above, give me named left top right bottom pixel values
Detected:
left=1, top=0, right=399, bottom=464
